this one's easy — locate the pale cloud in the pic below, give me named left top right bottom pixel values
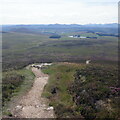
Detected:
left=1, top=0, right=119, bottom=24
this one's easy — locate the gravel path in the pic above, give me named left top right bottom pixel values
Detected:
left=11, top=67, right=55, bottom=118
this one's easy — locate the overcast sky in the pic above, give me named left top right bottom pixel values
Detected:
left=1, top=0, right=119, bottom=25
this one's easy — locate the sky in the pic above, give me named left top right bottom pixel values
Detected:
left=0, top=0, right=119, bottom=25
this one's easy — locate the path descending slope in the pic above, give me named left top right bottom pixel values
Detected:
left=11, top=67, right=55, bottom=118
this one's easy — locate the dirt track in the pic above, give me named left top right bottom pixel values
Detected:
left=11, top=67, right=55, bottom=118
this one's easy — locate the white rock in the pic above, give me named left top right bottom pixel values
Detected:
left=46, top=107, right=54, bottom=111
left=86, top=60, right=91, bottom=64
left=16, top=105, right=22, bottom=110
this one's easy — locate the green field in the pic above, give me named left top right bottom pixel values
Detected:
left=2, top=32, right=118, bottom=71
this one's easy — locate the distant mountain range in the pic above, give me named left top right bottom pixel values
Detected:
left=1, top=23, right=118, bottom=34
left=84, top=23, right=118, bottom=28
left=2, top=23, right=118, bottom=28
